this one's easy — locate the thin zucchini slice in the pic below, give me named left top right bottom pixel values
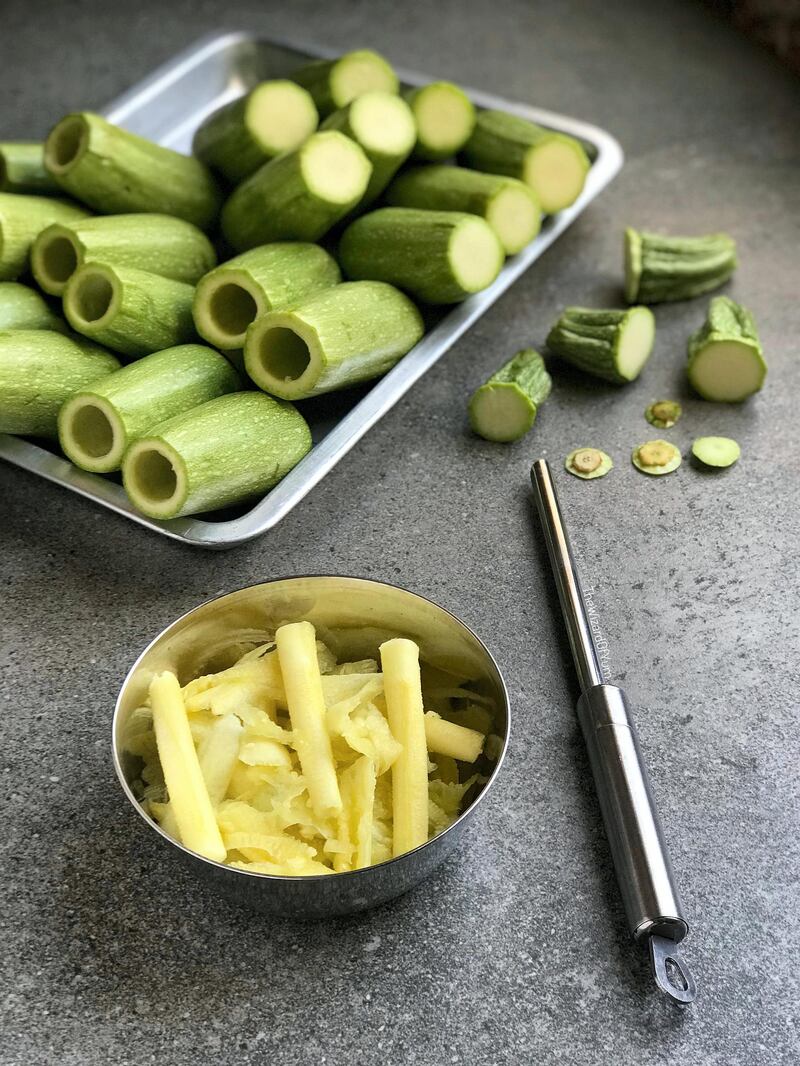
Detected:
left=691, top=436, right=740, bottom=468
left=565, top=447, right=613, bottom=479
left=631, top=439, right=682, bottom=476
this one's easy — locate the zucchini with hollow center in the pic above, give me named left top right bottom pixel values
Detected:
left=290, top=49, right=399, bottom=116
left=0, top=329, right=119, bottom=436
left=386, top=165, right=541, bottom=254
left=0, top=191, right=89, bottom=281
left=624, top=228, right=737, bottom=304
left=0, top=282, right=63, bottom=331
left=58, top=344, right=240, bottom=473
left=244, top=280, right=424, bottom=400
left=339, top=207, right=504, bottom=304
left=193, top=80, right=319, bottom=184
left=469, top=348, right=552, bottom=442
left=32, top=213, right=217, bottom=296
left=63, top=262, right=196, bottom=360
left=405, top=82, right=476, bottom=162
left=44, top=112, right=221, bottom=230
left=122, top=391, right=312, bottom=519
left=221, top=131, right=372, bottom=251
left=193, top=242, right=341, bottom=351
left=687, top=296, right=766, bottom=402
left=546, top=306, right=655, bottom=384
left=321, top=91, right=416, bottom=205
left=462, top=110, right=590, bottom=214
left=0, top=143, right=60, bottom=195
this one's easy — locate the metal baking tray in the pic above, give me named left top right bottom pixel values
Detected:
left=0, top=32, right=623, bottom=548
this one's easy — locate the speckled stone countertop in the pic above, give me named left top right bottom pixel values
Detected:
left=2, top=1, right=798, bottom=1063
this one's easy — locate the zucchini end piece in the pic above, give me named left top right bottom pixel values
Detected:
left=688, top=339, right=766, bottom=402
left=632, top=439, right=682, bottom=476
left=565, top=447, right=613, bottom=479
left=615, top=306, right=656, bottom=382
left=469, top=382, right=536, bottom=442
left=691, top=436, right=740, bottom=468
left=645, top=399, right=682, bottom=429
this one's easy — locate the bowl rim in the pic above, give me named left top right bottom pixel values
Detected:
left=112, top=573, right=511, bottom=883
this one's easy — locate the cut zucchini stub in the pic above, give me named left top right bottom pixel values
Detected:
left=565, top=448, right=613, bottom=480
left=405, top=82, right=476, bottom=162
left=468, top=348, right=552, bottom=442
left=632, top=439, right=682, bottom=476
left=546, top=306, right=655, bottom=384
left=691, top=436, right=741, bottom=468
left=624, top=227, right=737, bottom=304
left=645, top=399, right=682, bottom=429
left=290, top=49, right=399, bottom=116
left=687, top=296, right=766, bottom=402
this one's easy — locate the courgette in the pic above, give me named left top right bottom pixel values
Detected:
left=462, top=110, right=590, bottom=213
left=0, top=143, right=59, bottom=195
left=0, top=282, right=63, bottom=331
left=244, top=280, right=423, bottom=400
left=0, top=329, right=119, bottom=436
left=645, top=399, right=682, bottom=429
left=221, top=131, right=372, bottom=251
left=686, top=296, right=766, bottom=402
left=546, top=306, right=655, bottom=384
left=32, top=214, right=217, bottom=296
left=405, top=82, right=475, bottom=162
left=338, top=207, right=504, bottom=304
left=290, top=50, right=399, bottom=116
left=565, top=448, right=613, bottom=480
left=192, top=80, right=319, bottom=184
left=122, top=391, right=312, bottom=519
left=44, top=112, right=221, bottom=230
left=59, top=344, right=239, bottom=473
left=0, top=191, right=88, bottom=281
left=624, top=228, right=737, bottom=304
left=691, top=436, right=740, bottom=468
left=385, top=165, right=540, bottom=254
left=321, top=91, right=416, bottom=204
left=468, top=348, right=551, bottom=442
left=193, top=243, right=341, bottom=350
left=63, top=262, right=196, bottom=360
left=631, top=440, right=682, bottom=476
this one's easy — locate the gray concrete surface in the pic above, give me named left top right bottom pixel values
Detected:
left=1, top=1, right=798, bottom=1063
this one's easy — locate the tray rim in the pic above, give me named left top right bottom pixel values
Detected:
left=0, top=30, right=624, bottom=549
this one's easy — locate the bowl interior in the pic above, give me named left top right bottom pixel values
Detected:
left=113, top=576, right=509, bottom=868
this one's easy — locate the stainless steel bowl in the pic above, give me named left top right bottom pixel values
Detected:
left=113, top=575, right=510, bottom=917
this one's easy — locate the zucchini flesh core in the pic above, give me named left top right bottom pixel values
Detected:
left=248, top=82, right=317, bottom=153
left=70, top=269, right=116, bottom=326
left=303, top=134, right=369, bottom=202
left=525, top=138, right=587, bottom=213
left=689, top=340, right=763, bottom=402
left=34, top=230, right=78, bottom=290
left=45, top=116, right=87, bottom=172
left=414, top=84, right=474, bottom=154
left=618, top=307, right=656, bottom=380
left=450, top=219, right=503, bottom=292
left=208, top=281, right=259, bottom=343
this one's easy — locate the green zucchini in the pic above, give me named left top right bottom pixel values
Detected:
left=468, top=349, right=551, bottom=442
left=624, top=228, right=737, bottom=304
left=32, top=213, right=217, bottom=296
left=244, top=280, right=423, bottom=400
left=63, top=262, right=196, bottom=360
left=221, top=131, right=372, bottom=251
left=321, top=91, right=416, bottom=204
left=44, top=112, right=221, bottom=230
left=122, top=391, right=312, bottom=519
left=59, top=344, right=239, bottom=472
left=691, top=436, right=740, bottom=468
left=0, top=329, right=119, bottom=436
left=546, top=306, right=655, bottom=384
left=0, top=191, right=89, bottom=281
left=686, top=296, right=766, bottom=402
left=193, top=80, right=319, bottom=184
left=290, top=50, right=399, bottom=116
left=631, top=439, right=682, bottom=476
left=193, top=243, right=341, bottom=350
left=0, top=282, right=63, bottom=331
left=462, top=110, right=590, bottom=214
left=565, top=448, right=613, bottom=480
left=339, top=207, right=504, bottom=304
left=385, top=165, right=540, bottom=254
left=405, top=82, right=475, bottom=162
left=0, top=143, right=60, bottom=195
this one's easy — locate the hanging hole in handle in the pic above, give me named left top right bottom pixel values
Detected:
left=648, top=934, right=697, bottom=1004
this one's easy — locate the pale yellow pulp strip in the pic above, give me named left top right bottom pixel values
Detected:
left=424, top=713, right=484, bottom=763
left=336, top=755, right=377, bottom=872
left=276, top=621, right=342, bottom=820
left=380, top=638, right=429, bottom=857
left=149, top=671, right=226, bottom=862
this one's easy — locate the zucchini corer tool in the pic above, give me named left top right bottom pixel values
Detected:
left=530, top=459, right=696, bottom=1004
